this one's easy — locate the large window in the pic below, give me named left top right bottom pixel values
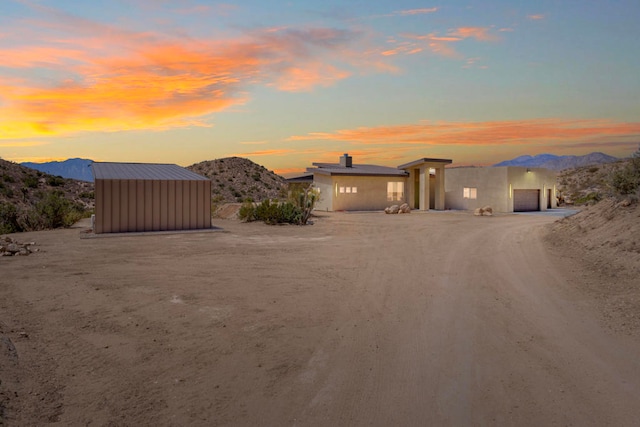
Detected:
left=463, top=187, right=477, bottom=199
left=387, top=182, right=404, bottom=201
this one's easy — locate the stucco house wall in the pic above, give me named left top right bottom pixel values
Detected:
left=315, top=174, right=407, bottom=211
left=445, top=166, right=558, bottom=213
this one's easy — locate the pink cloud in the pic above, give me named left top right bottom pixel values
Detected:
left=287, top=119, right=640, bottom=149
left=528, top=14, right=545, bottom=20
left=0, top=14, right=385, bottom=139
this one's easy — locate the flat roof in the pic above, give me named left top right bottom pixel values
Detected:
left=309, top=163, right=408, bottom=177
left=91, top=162, right=209, bottom=181
left=397, top=158, right=453, bottom=169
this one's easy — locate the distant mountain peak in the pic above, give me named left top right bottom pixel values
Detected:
left=494, top=152, right=618, bottom=170
left=21, top=158, right=94, bottom=182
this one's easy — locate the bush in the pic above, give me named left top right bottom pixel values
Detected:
left=24, top=175, right=39, bottom=188
left=611, top=147, right=640, bottom=196
left=46, top=176, right=66, bottom=186
left=239, top=199, right=301, bottom=224
left=16, top=191, right=86, bottom=230
left=0, top=202, right=22, bottom=234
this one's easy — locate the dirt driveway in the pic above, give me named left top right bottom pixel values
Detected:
left=2, top=211, right=640, bottom=426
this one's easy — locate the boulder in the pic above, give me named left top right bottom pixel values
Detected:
left=399, top=203, right=411, bottom=213
left=385, top=205, right=400, bottom=214
left=473, top=208, right=484, bottom=216
left=482, top=206, right=493, bottom=214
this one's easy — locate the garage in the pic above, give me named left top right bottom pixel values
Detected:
left=91, top=162, right=211, bottom=234
left=513, top=189, right=540, bottom=212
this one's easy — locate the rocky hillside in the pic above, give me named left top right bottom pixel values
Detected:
left=0, top=159, right=94, bottom=209
left=187, top=157, right=287, bottom=203
left=0, top=158, right=94, bottom=232
left=557, top=159, right=628, bottom=205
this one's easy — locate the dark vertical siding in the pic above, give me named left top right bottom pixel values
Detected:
left=95, top=177, right=211, bottom=233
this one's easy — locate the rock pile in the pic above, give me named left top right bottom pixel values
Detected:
left=473, top=206, right=494, bottom=216
left=0, top=236, right=38, bottom=256
left=385, top=203, right=411, bottom=214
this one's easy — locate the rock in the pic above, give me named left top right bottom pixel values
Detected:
left=387, top=205, right=400, bottom=214
left=483, top=210, right=493, bottom=216
left=399, top=203, right=411, bottom=213
left=7, top=243, right=19, bottom=254
left=482, top=206, right=493, bottom=214
left=18, top=248, right=30, bottom=256
left=474, top=208, right=484, bottom=216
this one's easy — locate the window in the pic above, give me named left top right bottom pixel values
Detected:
left=338, top=186, right=357, bottom=195
left=463, top=187, right=477, bottom=199
left=387, top=182, right=404, bottom=201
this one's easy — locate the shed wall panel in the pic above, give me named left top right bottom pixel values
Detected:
left=190, top=182, right=198, bottom=228
left=168, top=181, right=176, bottom=230
left=175, top=182, right=183, bottom=228
left=128, top=181, right=137, bottom=232
left=119, top=180, right=129, bottom=232
left=136, top=181, right=145, bottom=230
left=152, top=181, right=161, bottom=231
left=182, top=181, right=190, bottom=229
left=95, top=177, right=211, bottom=233
left=144, top=181, right=153, bottom=231
left=160, top=180, right=168, bottom=230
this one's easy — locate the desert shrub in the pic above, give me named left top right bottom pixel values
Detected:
left=238, top=199, right=256, bottom=221
left=610, top=147, right=640, bottom=196
left=24, top=175, right=39, bottom=188
left=2, top=174, right=15, bottom=183
left=79, top=191, right=95, bottom=199
left=288, top=183, right=320, bottom=225
left=2, top=187, right=14, bottom=198
left=46, top=175, right=65, bottom=186
left=575, top=192, right=601, bottom=205
left=0, top=202, right=22, bottom=234
left=21, top=191, right=86, bottom=230
left=240, top=199, right=301, bottom=224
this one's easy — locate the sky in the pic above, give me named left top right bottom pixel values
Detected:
left=1, top=0, right=639, bottom=176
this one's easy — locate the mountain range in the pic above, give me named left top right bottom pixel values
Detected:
left=493, top=152, right=619, bottom=170
left=21, top=158, right=94, bottom=182
left=20, top=152, right=622, bottom=182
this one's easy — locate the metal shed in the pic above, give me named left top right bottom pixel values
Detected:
left=91, top=162, right=211, bottom=234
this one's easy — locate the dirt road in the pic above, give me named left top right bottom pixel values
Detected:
left=1, top=211, right=640, bottom=426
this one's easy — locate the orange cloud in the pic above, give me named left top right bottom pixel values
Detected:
left=448, top=27, right=498, bottom=42
left=528, top=14, right=545, bottom=20
left=397, top=26, right=499, bottom=59
left=288, top=119, right=640, bottom=148
left=233, top=149, right=297, bottom=157
left=0, top=15, right=377, bottom=139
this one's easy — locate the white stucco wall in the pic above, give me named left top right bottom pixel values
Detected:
left=313, top=174, right=408, bottom=211
left=445, top=166, right=558, bottom=212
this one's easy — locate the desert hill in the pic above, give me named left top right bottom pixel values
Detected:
left=556, top=159, right=629, bottom=205
left=0, top=158, right=94, bottom=232
left=495, top=152, right=618, bottom=170
left=547, top=152, right=640, bottom=334
left=187, top=157, right=287, bottom=203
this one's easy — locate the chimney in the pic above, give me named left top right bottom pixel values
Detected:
left=340, top=153, right=352, bottom=168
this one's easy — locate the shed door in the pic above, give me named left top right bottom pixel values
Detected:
left=513, top=189, right=540, bottom=212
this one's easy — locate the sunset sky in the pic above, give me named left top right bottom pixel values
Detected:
left=1, top=0, right=639, bottom=175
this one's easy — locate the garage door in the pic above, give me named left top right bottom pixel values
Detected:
left=513, top=189, right=540, bottom=212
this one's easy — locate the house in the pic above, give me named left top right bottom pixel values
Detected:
left=445, top=166, right=558, bottom=212
left=91, top=162, right=211, bottom=233
left=299, top=154, right=452, bottom=211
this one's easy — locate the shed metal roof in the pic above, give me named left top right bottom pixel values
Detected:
left=308, top=163, right=408, bottom=177
left=91, top=162, right=209, bottom=181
